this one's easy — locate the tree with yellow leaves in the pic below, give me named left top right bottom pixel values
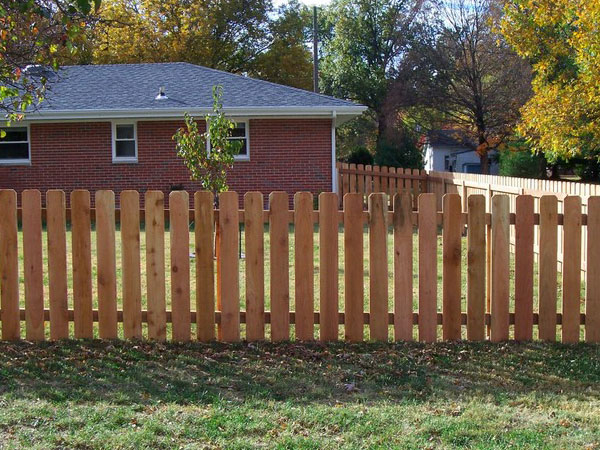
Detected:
left=91, top=0, right=313, bottom=89
left=501, top=0, right=600, bottom=167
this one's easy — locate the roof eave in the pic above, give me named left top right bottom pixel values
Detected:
left=24, top=105, right=368, bottom=126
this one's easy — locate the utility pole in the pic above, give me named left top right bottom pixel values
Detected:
left=313, top=6, right=319, bottom=93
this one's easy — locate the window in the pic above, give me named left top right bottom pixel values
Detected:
left=229, top=122, right=249, bottom=159
left=207, top=121, right=249, bottom=160
left=0, top=126, right=30, bottom=164
left=112, top=122, right=137, bottom=162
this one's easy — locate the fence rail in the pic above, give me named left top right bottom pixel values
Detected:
left=1, top=188, right=599, bottom=344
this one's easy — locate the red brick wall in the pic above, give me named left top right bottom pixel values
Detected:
left=0, top=118, right=333, bottom=206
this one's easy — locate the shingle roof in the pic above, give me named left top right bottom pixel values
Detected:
left=34, top=62, right=363, bottom=114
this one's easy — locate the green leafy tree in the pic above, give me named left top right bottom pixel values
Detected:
left=319, top=0, right=425, bottom=145
left=0, top=0, right=100, bottom=125
left=173, top=85, right=242, bottom=203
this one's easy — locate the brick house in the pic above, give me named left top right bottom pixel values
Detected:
left=0, top=63, right=365, bottom=205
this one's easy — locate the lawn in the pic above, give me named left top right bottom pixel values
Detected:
left=0, top=340, right=599, bottom=448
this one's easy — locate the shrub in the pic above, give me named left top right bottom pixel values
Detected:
left=498, top=147, right=545, bottom=178
left=344, top=146, right=374, bottom=165
left=374, top=135, right=423, bottom=169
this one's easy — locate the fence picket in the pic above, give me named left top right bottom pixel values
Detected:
left=319, top=192, right=339, bottom=341
left=95, top=190, right=118, bottom=339
left=245, top=192, right=265, bottom=341
left=269, top=192, right=289, bottom=341
left=217, top=191, right=239, bottom=342
left=491, top=195, right=510, bottom=342
left=418, top=193, right=438, bottom=342
left=22, top=190, right=44, bottom=341
left=514, top=195, right=534, bottom=341
left=7, top=184, right=600, bottom=344
left=195, top=191, right=215, bottom=341
left=539, top=196, right=558, bottom=341
left=0, top=190, right=19, bottom=340
left=393, top=193, right=413, bottom=341
left=562, top=196, right=582, bottom=343
left=467, top=195, right=486, bottom=340
left=369, top=193, right=388, bottom=341
left=46, top=190, right=69, bottom=340
left=295, top=192, right=314, bottom=340
left=170, top=191, right=191, bottom=342
left=121, top=190, right=142, bottom=339
left=442, top=194, right=462, bottom=340
left=146, top=191, right=167, bottom=341
left=586, top=197, right=600, bottom=342
left=344, top=193, right=364, bottom=341
left=71, top=190, right=93, bottom=339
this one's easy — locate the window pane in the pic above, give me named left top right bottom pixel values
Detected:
left=0, top=142, right=29, bottom=160
left=0, top=127, right=28, bottom=142
left=116, top=140, right=136, bottom=158
left=230, top=123, right=246, bottom=138
left=116, top=124, right=134, bottom=140
left=236, top=139, right=248, bottom=155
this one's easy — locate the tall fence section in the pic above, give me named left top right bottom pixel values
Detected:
left=1, top=187, right=599, bottom=344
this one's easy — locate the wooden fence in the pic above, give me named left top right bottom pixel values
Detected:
left=428, top=170, right=600, bottom=275
left=1, top=188, right=599, bottom=343
left=337, top=162, right=427, bottom=208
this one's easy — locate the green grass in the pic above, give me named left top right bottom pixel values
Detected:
left=0, top=340, right=599, bottom=448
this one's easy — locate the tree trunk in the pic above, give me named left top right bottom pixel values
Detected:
left=480, top=151, right=489, bottom=175
left=376, top=111, right=387, bottom=148
left=477, top=130, right=490, bottom=175
left=214, top=192, right=222, bottom=339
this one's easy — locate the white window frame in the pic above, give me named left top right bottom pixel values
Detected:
left=112, top=120, right=138, bottom=163
left=206, top=119, right=250, bottom=161
left=0, top=123, right=31, bottom=165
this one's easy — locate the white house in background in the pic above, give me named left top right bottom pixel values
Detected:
left=423, top=129, right=499, bottom=174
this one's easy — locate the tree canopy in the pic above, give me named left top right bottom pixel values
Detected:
left=91, top=0, right=313, bottom=89
left=0, top=0, right=99, bottom=122
left=501, top=0, right=600, bottom=164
